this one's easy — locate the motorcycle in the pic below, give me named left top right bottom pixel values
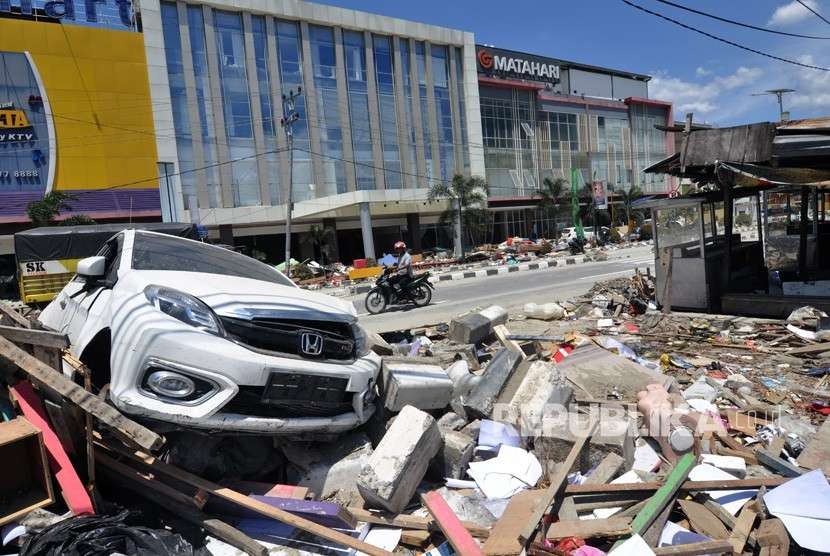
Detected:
left=364, top=268, right=434, bottom=314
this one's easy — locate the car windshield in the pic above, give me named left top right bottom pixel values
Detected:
left=131, top=232, right=293, bottom=287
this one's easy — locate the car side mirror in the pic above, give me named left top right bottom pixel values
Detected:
left=77, top=256, right=106, bottom=279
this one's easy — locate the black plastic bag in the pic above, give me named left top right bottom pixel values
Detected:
left=20, top=510, right=200, bottom=556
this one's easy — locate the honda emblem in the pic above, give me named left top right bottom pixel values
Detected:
left=299, top=331, right=324, bottom=356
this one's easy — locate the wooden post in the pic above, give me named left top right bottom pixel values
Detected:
left=799, top=185, right=810, bottom=279
left=723, top=180, right=734, bottom=296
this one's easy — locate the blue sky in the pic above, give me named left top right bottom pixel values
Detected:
left=322, top=0, right=830, bottom=126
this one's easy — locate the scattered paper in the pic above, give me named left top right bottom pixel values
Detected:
left=478, top=420, right=521, bottom=450
left=632, top=438, right=661, bottom=472
left=467, top=445, right=542, bottom=500
left=700, top=454, right=747, bottom=478
left=594, top=470, right=644, bottom=519
left=445, top=479, right=478, bottom=489
left=358, top=527, right=401, bottom=556
left=765, top=469, right=830, bottom=553
left=688, top=464, right=755, bottom=515
left=609, top=533, right=655, bottom=555
left=597, top=318, right=615, bottom=328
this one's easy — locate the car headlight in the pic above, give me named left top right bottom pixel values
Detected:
left=352, top=323, right=371, bottom=357
left=144, top=285, right=223, bottom=336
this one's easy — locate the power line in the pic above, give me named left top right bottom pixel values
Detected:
left=653, top=0, right=830, bottom=39
left=621, top=0, right=830, bottom=71
left=795, top=0, right=830, bottom=27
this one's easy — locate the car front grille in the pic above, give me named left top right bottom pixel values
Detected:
left=220, top=316, right=355, bottom=361
left=222, top=375, right=353, bottom=418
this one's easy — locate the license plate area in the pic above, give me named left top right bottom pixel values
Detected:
left=261, top=372, right=350, bottom=405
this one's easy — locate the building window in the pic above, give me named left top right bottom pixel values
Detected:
left=374, top=35, right=401, bottom=189
left=251, top=15, right=280, bottom=204
left=160, top=2, right=196, bottom=210
left=399, top=39, right=417, bottom=186
left=415, top=41, right=433, bottom=185
left=431, top=45, right=454, bottom=182
left=276, top=20, right=313, bottom=202
left=187, top=5, right=221, bottom=208
left=214, top=10, right=260, bottom=206
left=309, top=25, right=346, bottom=195
left=455, top=47, right=469, bottom=174
left=344, top=30, right=374, bottom=191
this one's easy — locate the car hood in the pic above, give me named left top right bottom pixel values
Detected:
left=128, top=270, right=357, bottom=322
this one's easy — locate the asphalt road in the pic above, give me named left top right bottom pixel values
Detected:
left=349, top=245, right=655, bottom=333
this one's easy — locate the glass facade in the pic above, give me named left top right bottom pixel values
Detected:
left=158, top=4, right=472, bottom=212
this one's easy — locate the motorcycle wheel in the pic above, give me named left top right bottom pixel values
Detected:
left=411, top=284, right=432, bottom=307
left=365, top=289, right=388, bottom=314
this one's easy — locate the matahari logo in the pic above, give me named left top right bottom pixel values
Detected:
left=477, top=49, right=493, bottom=69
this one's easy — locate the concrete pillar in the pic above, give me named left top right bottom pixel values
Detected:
left=453, top=198, right=463, bottom=258
left=447, top=47, right=464, bottom=176
left=176, top=2, right=209, bottom=210
left=322, top=217, right=339, bottom=264
left=360, top=202, right=376, bottom=261
left=202, top=6, right=235, bottom=207
left=406, top=213, right=421, bottom=252
left=524, top=208, right=536, bottom=239
left=242, top=12, right=267, bottom=206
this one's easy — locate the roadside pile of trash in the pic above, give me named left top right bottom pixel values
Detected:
left=1, top=281, right=829, bottom=556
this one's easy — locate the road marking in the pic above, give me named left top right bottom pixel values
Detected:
left=580, top=268, right=653, bottom=280
left=357, top=300, right=447, bottom=318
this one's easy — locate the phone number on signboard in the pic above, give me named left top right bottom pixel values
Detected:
left=0, top=170, right=39, bottom=178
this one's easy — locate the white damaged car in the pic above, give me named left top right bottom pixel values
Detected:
left=39, top=229, right=380, bottom=434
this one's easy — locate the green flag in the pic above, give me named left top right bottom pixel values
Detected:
left=570, top=168, right=585, bottom=240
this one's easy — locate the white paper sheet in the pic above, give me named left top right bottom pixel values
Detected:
left=467, top=444, right=542, bottom=500
left=609, top=534, right=655, bottom=555
left=632, top=438, right=661, bottom=472
left=357, top=527, right=402, bottom=556
left=764, top=469, right=830, bottom=552
left=688, top=464, right=756, bottom=515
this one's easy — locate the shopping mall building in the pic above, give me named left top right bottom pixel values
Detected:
left=0, top=0, right=674, bottom=265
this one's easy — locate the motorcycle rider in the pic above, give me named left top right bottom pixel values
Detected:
left=390, top=240, right=413, bottom=293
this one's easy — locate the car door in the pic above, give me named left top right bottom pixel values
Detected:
left=58, top=234, right=123, bottom=346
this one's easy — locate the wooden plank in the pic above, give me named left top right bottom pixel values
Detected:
left=564, top=477, right=789, bottom=495
left=728, top=508, right=756, bottom=554
left=0, top=325, right=68, bottom=349
left=97, top=441, right=393, bottom=556
left=584, top=452, right=625, bottom=485
left=11, top=381, right=94, bottom=515
left=768, top=436, right=785, bottom=457
left=652, top=540, right=734, bottom=555
left=0, top=303, right=32, bottom=328
left=557, top=496, right=578, bottom=521
left=400, top=529, right=431, bottom=548
left=492, top=325, right=526, bottom=359
left=348, top=507, right=490, bottom=538
left=677, top=499, right=729, bottom=539
left=642, top=500, right=674, bottom=547
left=421, top=491, right=483, bottom=556
left=797, top=418, right=830, bottom=476
left=0, top=335, right=164, bottom=452
left=483, top=490, right=543, bottom=555
left=693, top=494, right=758, bottom=550
left=545, top=517, right=631, bottom=541
left=756, top=518, right=789, bottom=556
left=615, top=453, right=696, bottom=550
left=786, top=341, right=830, bottom=355
left=517, top=420, right=599, bottom=543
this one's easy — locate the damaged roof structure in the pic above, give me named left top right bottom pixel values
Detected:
left=643, top=117, right=830, bottom=317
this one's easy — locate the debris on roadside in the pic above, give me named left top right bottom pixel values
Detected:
left=1, top=268, right=829, bottom=556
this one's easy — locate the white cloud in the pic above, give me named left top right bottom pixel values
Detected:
left=768, top=0, right=819, bottom=26
left=650, top=67, right=763, bottom=117
left=695, top=66, right=712, bottom=77
left=783, top=55, right=830, bottom=110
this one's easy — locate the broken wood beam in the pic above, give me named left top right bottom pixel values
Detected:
left=421, top=491, right=483, bottom=556
left=727, top=508, right=757, bottom=554
left=348, top=507, right=490, bottom=538
left=97, top=440, right=393, bottom=556
left=692, top=494, right=758, bottom=550
left=545, top=517, right=631, bottom=541
left=756, top=449, right=803, bottom=478
left=483, top=490, right=543, bottom=555
left=0, top=303, right=32, bottom=328
left=563, top=476, right=789, bottom=495
left=677, top=499, right=728, bottom=539
left=518, top=420, right=598, bottom=545
left=492, top=325, right=526, bottom=359
left=583, top=452, right=625, bottom=485
left=0, top=325, right=68, bottom=349
left=0, top=335, right=164, bottom=452
left=651, top=540, right=734, bottom=555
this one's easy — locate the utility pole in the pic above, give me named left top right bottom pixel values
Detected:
left=281, top=87, right=302, bottom=280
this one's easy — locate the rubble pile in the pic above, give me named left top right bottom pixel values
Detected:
left=0, top=279, right=828, bottom=556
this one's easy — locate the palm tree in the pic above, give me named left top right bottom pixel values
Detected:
left=537, top=177, right=565, bottom=239
left=303, top=224, right=336, bottom=264
left=26, top=191, right=74, bottom=227
left=428, top=175, right=488, bottom=260
left=619, top=184, right=644, bottom=228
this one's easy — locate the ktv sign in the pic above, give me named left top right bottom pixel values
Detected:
left=477, top=46, right=560, bottom=84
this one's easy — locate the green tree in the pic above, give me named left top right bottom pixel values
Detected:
left=428, top=175, right=488, bottom=259
left=537, top=177, right=565, bottom=238
left=303, top=224, right=336, bottom=264
left=62, top=214, right=97, bottom=226
left=619, top=184, right=644, bottom=228
left=26, top=191, right=75, bottom=227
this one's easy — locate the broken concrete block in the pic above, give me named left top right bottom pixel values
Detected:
left=437, top=412, right=467, bottom=431
left=448, top=305, right=508, bottom=345
left=357, top=405, right=442, bottom=512
left=682, top=379, right=718, bottom=403
left=494, top=360, right=573, bottom=429
left=431, top=429, right=476, bottom=480
left=460, top=419, right=481, bottom=441
left=454, top=348, right=521, bottom=420
left=532, top=410, right=636, bottom=478
left=382, top=361, right=453, bottom=412
left=283, top=433, right=372, bottom=506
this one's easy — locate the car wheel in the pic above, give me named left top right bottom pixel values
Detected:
left=365, top=289, right=387, bottom=314
left=412, top=285, right=432, bottom=307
